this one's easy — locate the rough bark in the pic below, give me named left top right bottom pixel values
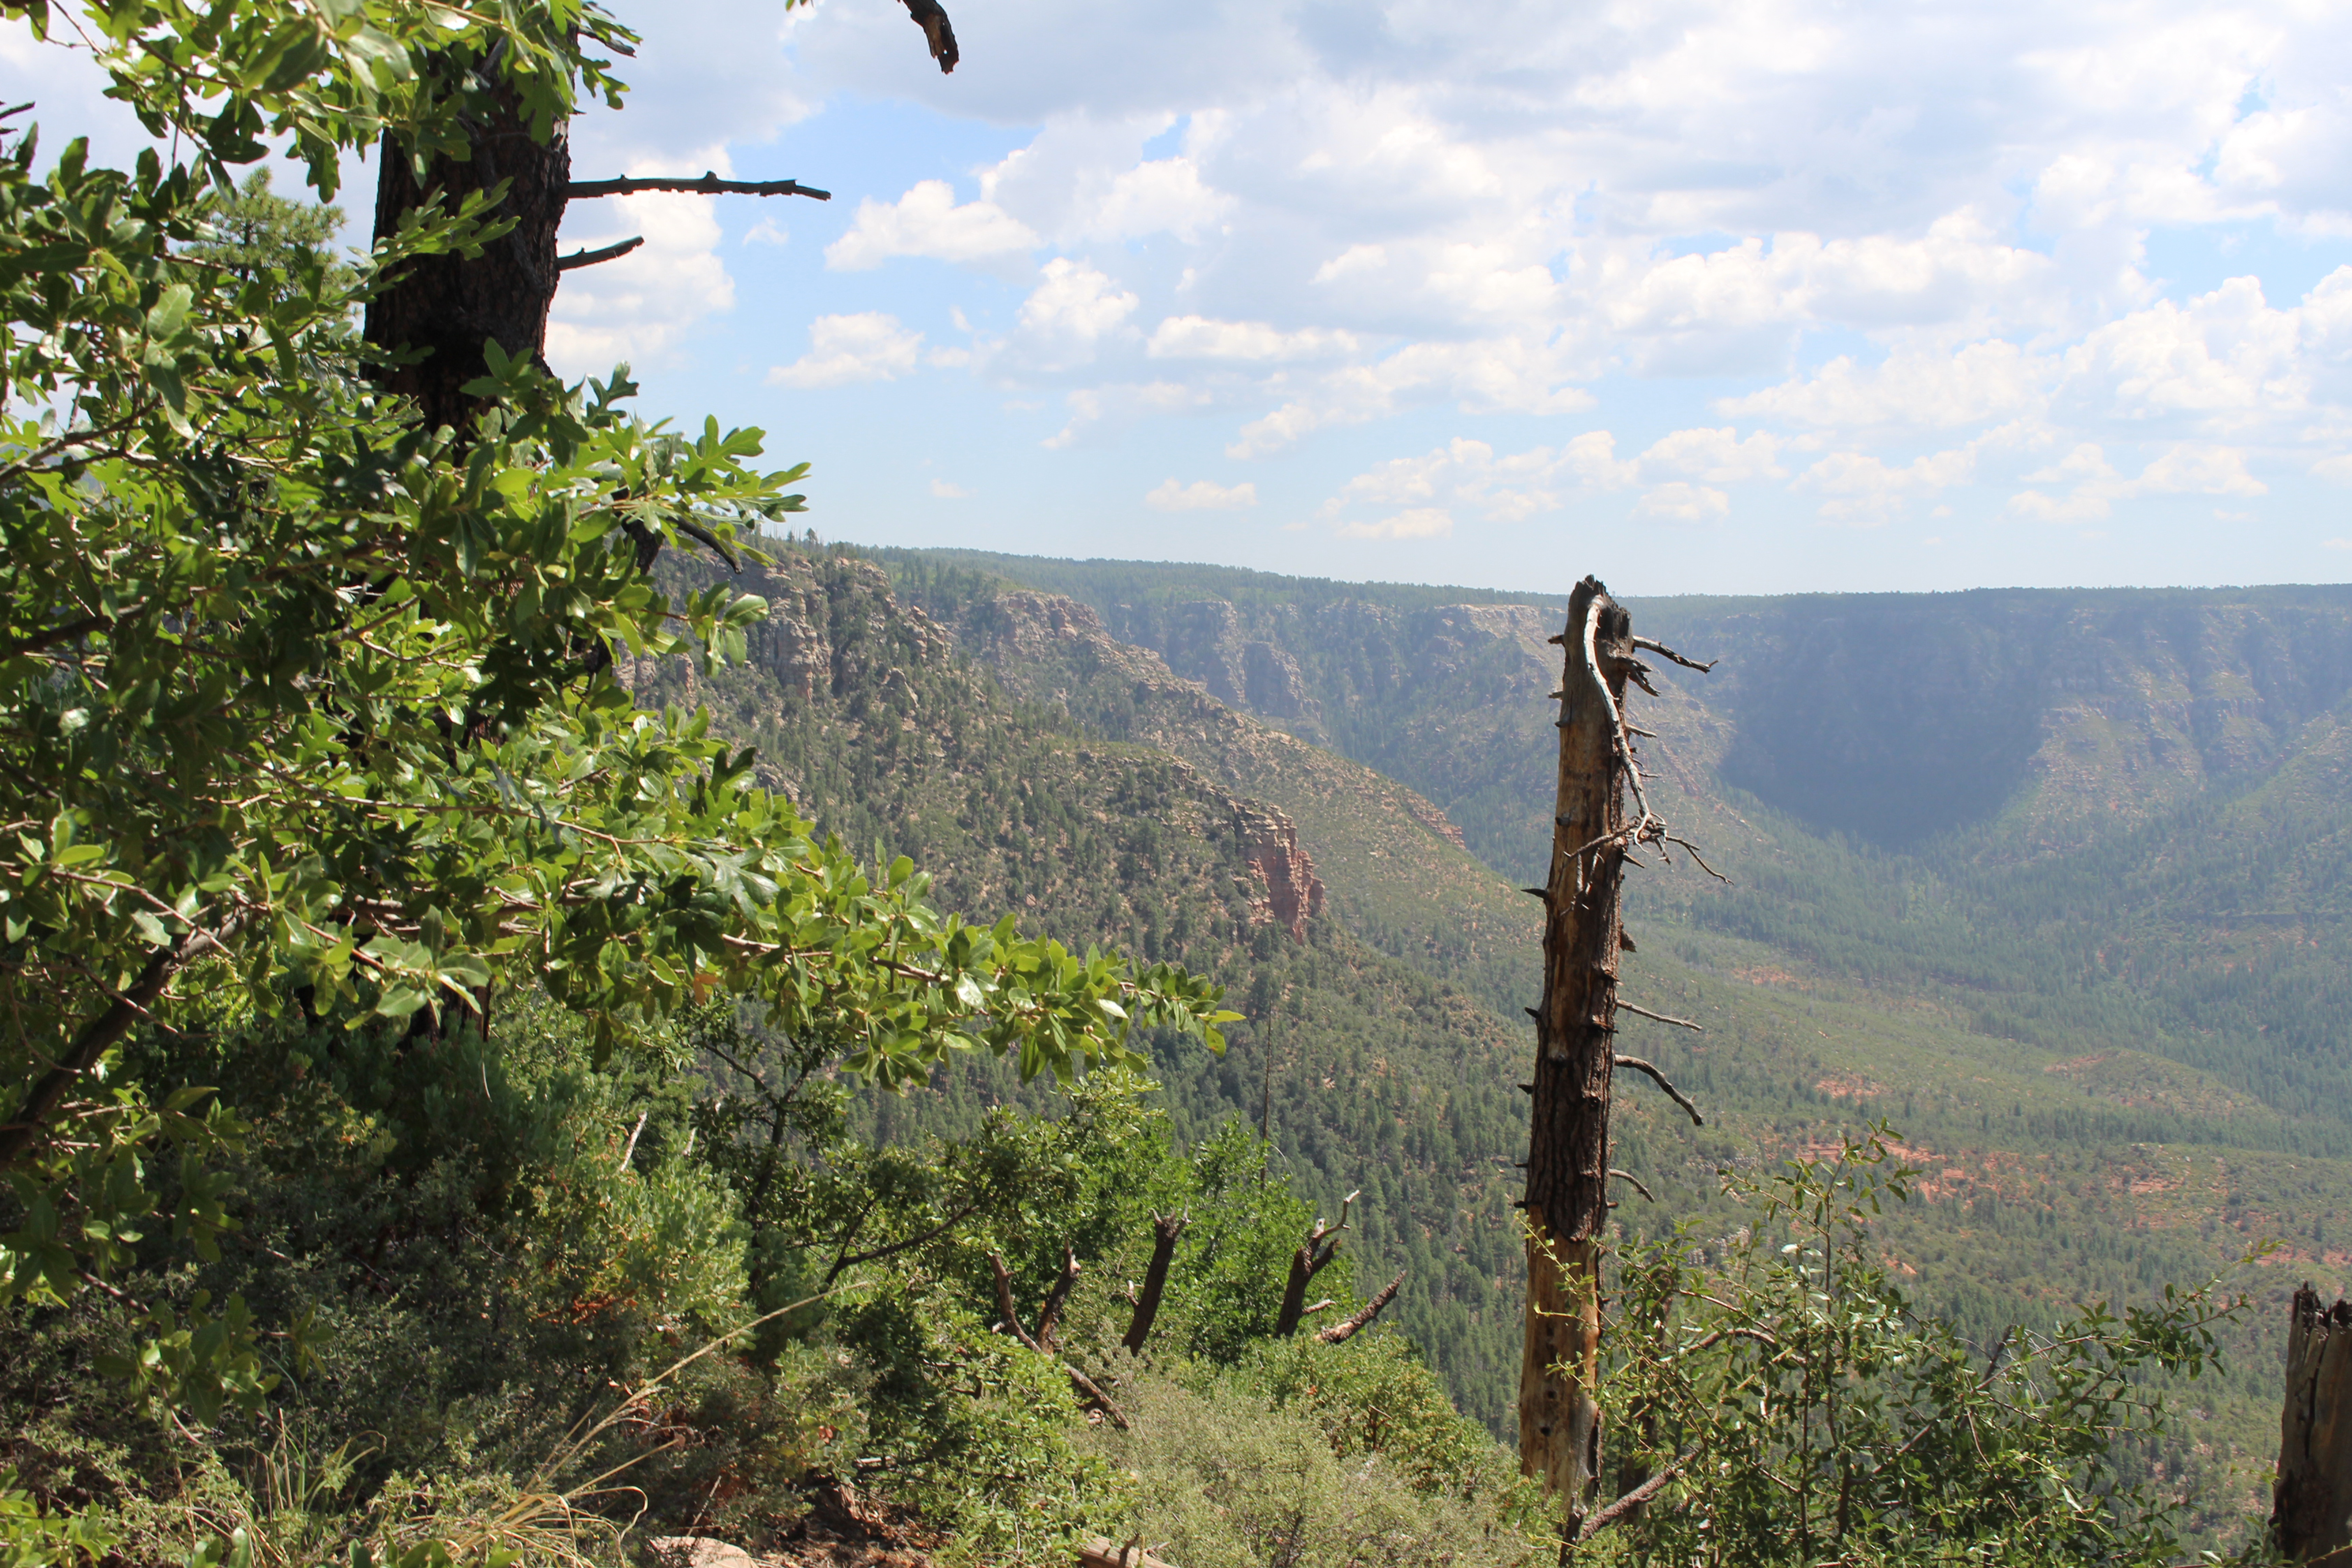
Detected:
left=1122, top=1211, right=1188, bottom=1354
left=1519, top=575, right=1636, bottom=1520
left=2276, top=1285, right=2352, bottom=1560
left=364, top=80, right=572, bottom=433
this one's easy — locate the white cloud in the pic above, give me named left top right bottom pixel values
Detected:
left=1796, top=442, right=1988, bottom=526
left=743, top=218, right=789, bottom=247
left=1318, top=432, right=1636, bottom=533
left=2007, top=441, right=2266, bottom=521
left=767, top=313, right=924, bottom=388
left=1041, top=380, right=1209, bottom=448
left=1080, top=158, right=1232, bottom=243
left=1635, top=483, right=1732, bottom=523
left=996, top=258, right=1141, bottom=374
left=825, top=180, right=1039, bottom=270
left=2060, top=276, right=2306, bottom=425
left=519, top=0, right=2352, bottom=579
left=1636, top=427, right=1786, bottom=483
left=1146, top=477, right=1257, bottom=510
left=1147, top=316, right=1360, bottom=362
left=1226, top=335, right=1595, bottom=456
left=1724, top=341, right=2048, bottom=430
left=931, top=479, right=974, bottom=499
left=548, top=185, right=735, bottom=373
left=1335, top=507, right=1454, bottom=540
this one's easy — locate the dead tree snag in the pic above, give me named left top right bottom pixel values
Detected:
left=1519, top=575, right=1713, bottom=1532
left=1275, top=1192, right=1356, bottom=1336
left=2274, top=1284, right=2352, bottom=1560
left=1122, top=1211, right=1189, bottom=1354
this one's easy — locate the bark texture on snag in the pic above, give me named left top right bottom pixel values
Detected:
left=2274, top=1284, right=2352, bottom=1560
left=1520, top=574, right=1637, bottom=1516
left=365, top=79, right=572, bottom=434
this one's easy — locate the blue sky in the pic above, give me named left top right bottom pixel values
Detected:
left=8, top=0, right=2352, bottom=598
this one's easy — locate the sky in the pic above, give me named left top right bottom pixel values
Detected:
left=6, top=0, right=2352, bottom=599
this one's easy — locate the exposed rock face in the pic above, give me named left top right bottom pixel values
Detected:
left=1241, top=639, right=1311, bottom=717
left=1162, top=599, right=1246, bottom=705
left=958, top=590, right=1177, bottom=693
left=1234, top=803, right=1324, bottom=941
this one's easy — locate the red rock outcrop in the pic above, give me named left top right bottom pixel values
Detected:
left=1234, top=804, right=1324, bottom=941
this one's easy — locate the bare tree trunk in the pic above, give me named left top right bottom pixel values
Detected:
left=2275, top=1285, right=2352, bottom=1561
left=1520, top=575, right=1637, bottom=1526
left=1122, top=1211, right=1188, bottom=1354
left=364, top=77, right=572, bottom=433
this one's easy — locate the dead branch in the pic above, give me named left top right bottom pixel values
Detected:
left=671, top=518, right=742, bottom=571
left=1608, top=1168, right=1656, bottom=1203
left=1579, top=595, right=1659, bottom=836
left=565, top=173, right=831, bottom=201
left=901, top=0, right=958, bottom=72
left=1578, top=1450, right=1695, bottom=1541
left=1671, top=1325, right=1780, bottom=1362
left=1619, top=1001, right=1703, bottom=1031
left=1614, top=1055, right=1704, bottom=1126
left=989, top=1252, right=1130, bottom=1429
left=557, top=235, right=644, bottom=271
left=824, top=1197, right=986, bottom=1285
left=1630, top=636, right=1718, bottom=674
left=1662, top=835, right=1730, bottom=882
left=989, top=1253, right=1045, bottom=1353
left=1318, top=1268, right=1407, bottom=1344
left=1035, top=1244, right=1081, bottom=1350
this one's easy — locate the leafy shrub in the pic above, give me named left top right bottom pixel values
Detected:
left=1079, top=1366, right=1535, bottom=1568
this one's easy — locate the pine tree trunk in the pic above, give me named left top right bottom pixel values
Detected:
left=364, top=80, right=571, bottom=432
left=1520, top=575, right=1634, bottom=1525
left=2275, top=1285, right=2352, bottom=1561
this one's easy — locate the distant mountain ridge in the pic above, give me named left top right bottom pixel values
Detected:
left=908, top=550, right=2352, bottom=862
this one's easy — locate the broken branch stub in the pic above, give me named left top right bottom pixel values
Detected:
left=1318, top=1268, right=1407, bottom=1344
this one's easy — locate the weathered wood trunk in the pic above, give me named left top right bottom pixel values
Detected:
left=1520, top=575, right=1635, bottom=1520
left=1122, top=1212, right=1188, bottom=1354
left=2275, top=1285, right=2352, bottom=1561
left=364, top=80, right=571, bottom=432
